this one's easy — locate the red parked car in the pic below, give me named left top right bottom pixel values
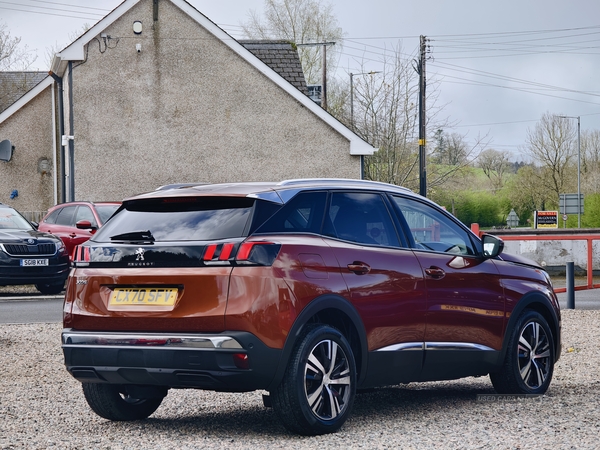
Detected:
left=38, top=201, right=120, bottom=259
left=61, top=179, right=561, bottom=435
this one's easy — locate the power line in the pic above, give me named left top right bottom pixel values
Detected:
left=23, top=0, right=111, bottom=12
left=0, top=5, right=101, bottom=20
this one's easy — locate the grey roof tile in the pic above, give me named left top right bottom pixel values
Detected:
left=0, top=72, right=47, bottom=113
left=239, top=40, right=308, bottom=95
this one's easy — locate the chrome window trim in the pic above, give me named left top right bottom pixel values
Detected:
left=61, top=331, right=243, bottom=350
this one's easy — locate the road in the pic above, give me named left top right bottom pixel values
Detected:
left=0, top=296, right=63, bottom=324
left=0, top=290, right=597, bottom=324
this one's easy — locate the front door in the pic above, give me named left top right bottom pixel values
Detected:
left=389, top=195, right=506, bottom=381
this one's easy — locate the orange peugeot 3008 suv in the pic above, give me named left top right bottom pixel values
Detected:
left=62, top=179, right=561, bottom=435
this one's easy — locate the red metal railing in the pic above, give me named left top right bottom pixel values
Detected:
left=471, top=224, right=600, bottom=293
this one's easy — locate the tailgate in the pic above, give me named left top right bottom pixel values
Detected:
left=64, top=266, right=232, bottom=332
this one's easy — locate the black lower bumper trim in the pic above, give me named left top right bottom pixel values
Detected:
left=62, top=330, right=281, bottom=392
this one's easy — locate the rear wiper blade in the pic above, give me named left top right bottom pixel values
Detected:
left=109, top=230, right=155, bottom=242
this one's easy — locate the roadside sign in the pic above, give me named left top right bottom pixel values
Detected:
left=535, top=211, right=558, bottom=229
left=563, top=214, right=568, bottom=222
left=559, top=194, right=584, bottom=215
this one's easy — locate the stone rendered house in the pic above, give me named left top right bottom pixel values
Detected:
left=0, top=0, right=375, bottom=218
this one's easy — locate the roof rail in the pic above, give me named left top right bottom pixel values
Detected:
left=277, top=178, right=412, bottom=192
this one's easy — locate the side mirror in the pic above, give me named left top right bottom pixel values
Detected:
left=482, top=234, right=504, bottom=258
left=76, top=219, right=96, bottom=230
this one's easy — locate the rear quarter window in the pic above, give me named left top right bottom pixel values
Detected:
left=254, top=191, right=327, bottom=234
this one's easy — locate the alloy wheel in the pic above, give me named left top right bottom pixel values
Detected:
left=518, top=320, right=552, bottom=389
left=304, top=339, right=352, bottom=420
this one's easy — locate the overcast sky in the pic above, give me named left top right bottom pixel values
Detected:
left=2, top=0, right=600, bottom=160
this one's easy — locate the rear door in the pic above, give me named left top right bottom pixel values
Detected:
left=41, top=205, right=78, bottom=255
left=322, top=191, right=427, bottom=384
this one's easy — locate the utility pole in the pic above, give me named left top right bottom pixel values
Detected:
left=417, top=35, right=429, bottom=197
left=296, top=42, right=335, bottom=110
left=322, top=44, right=327, bottom=110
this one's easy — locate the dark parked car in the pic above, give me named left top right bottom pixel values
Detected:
left=0, top=203, right=70, bottom=295
left=62, top=179, right=561, bottom=435
left=38, top=201, right=120, bottom=260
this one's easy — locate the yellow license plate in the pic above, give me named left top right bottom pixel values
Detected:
left=109, top=288, right=178, bottom=306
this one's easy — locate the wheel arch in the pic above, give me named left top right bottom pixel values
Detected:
left=502, top=291, right=561, bottom=363
left=266, top=294, right=368, bottom=391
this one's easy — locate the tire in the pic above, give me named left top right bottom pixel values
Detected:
left=490, top=310, right=555, bottom=395
left=82, top=383, right=165, bottom=421
left=35, top=282, right=64, bottom=295
left=271, top=324, right=356, bottom=435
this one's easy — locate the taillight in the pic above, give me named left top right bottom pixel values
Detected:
left=202, top=243, right=237, bottom=261
left=202, top=241, right=280, bottom=266
left=236, top=241, right=281, bottom=266
left=72, top=245, right=90, bottom=263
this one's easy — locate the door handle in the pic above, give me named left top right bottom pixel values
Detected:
left=347, top=261, right=370, bottom=275
left=425, top=266, right=445, bottom=279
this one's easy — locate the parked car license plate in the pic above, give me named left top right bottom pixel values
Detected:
left=20, top=259, right=49, bottom=266
left=109, top=288, right=178, bottom=306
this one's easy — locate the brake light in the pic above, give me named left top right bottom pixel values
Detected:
left=201, top=241, right=280, bottom=266
left=73, top=245, right=90, bottom=263
left=203, top=244, right=217, bottom=260
left=237, top=242, right=274, bottom=260
left=219, top=243, right=235, bottom=260
left=236, top=241, right=281, bottom=266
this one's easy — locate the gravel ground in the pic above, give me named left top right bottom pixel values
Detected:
left=0, top=311, right=599, bottom=449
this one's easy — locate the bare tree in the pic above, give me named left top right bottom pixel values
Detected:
left=525, top=112, right=577, bottom=202
left=0, top=22, right=38, bottom=112
left=357, top=46, right=420, bottom=187
left=506, top=164, right=553, bottom=220
left=242, top=0, right=343, bottom=84
left=478, top=148, right=512, bottom=190
left=432, top=130, right=469, bottom=165
left=44, top=24, right=91, bottom=69
left=581, top=129, right=600, bottom=193
left=0, top=21, right=36, bottom=71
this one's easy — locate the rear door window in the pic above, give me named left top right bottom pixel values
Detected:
left=92, top=197, right=267, bottom=242
left=55, top=205, right=77, bottom=226
left=43, top=208, right=61, bottom=225
left=323, top=192, right=400, bottom=247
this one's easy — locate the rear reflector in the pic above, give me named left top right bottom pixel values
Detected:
left=233, top=353, right=250, bottom=370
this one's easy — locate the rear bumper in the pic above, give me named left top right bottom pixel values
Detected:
left=62, top=329, right=281, bottom=392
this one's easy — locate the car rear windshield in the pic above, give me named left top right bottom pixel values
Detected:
left=91, top=197, right=279, bottom=242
